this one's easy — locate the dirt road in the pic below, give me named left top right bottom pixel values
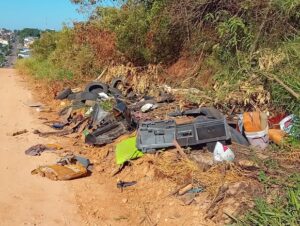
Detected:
left=0, top=69, right=82, bottom=226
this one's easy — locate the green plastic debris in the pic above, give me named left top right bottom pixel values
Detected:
left=83, top=129, right=90, bottom=137
left=115, top=136, right=143, bottom=165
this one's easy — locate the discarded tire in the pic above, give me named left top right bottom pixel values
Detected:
left=111, top=77, right=125, bottom=88
left=85, top=82, right=108, bottom=94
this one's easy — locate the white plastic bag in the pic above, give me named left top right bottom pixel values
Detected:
left=141, top=103, right=154, bottom=113
left=213, top=142, right=235, bottom=162
left=279, top=114, right=294, bottom=134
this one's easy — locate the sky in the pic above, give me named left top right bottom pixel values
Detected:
left=0, top=0, right=89, bottom=30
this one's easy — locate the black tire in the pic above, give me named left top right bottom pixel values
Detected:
left=111, top=77, right=125, bottom=88
left=85, top=82, right=109, bottom=94
left=55, top=88, right=72, bottom=100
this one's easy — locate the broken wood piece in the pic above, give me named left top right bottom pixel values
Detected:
left=24, top=102, right=43, bottom=108
left=12, top=129, right=28, bottom=136
left=94, top=67, right=108, bottom=81
left=178, top=184, right=193, bottom=195
left=33, top=129, right=74, bottom=137
left=173, top=140, right=188, bottom=159
left=262, top=72, right=300, bottom=100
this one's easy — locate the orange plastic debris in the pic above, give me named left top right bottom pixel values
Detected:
left=269, top=129, right=286, bottom=145
left=243, top=112, right=266, bottom=132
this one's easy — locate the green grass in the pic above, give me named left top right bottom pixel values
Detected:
left=234, top=174, right=300, bottom=226
left=15, top=58, right=73, bottom=81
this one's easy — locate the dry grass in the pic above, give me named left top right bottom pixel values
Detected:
left=149, top=151, right=247, bottom=196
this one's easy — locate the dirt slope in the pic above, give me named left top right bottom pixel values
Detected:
left=0, top=69, right=82, bottom=226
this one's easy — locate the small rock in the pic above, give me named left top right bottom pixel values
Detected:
left=122, top=198, right=128, bottom=203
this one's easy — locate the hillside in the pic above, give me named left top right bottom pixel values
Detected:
left=15, top=0, right=300, bottom=225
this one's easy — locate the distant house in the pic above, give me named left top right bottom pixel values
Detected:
left=24, top=36, right=37, bottom=48
left=0, top=38, right=9, bottom=46
left=19, top=48, right=31, bottom=54
left=18, top=53, right=31, bottom=59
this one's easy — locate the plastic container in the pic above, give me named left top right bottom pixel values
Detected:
left=244, top=125, right=269, bottom=149
left=176, top=117, right=231, bottom=147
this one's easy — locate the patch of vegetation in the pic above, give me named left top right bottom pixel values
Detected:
left=16, top=58, right=73, bottom=81
left=235, top=174, right=300, bottom=226
left=17, top=28, right=41, bottom=44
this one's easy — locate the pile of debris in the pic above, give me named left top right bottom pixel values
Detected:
left=25, top=76, right=299, bottom=223
left=30, top=76, right=298, bottom=173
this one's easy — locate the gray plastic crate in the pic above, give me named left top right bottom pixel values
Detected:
left=137, top=120, right=176, bottom=152
left=176, top=117, right=231, bottom=147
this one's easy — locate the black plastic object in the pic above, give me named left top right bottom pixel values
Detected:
left=85, top=82, right=109, bottom=94
left=114, top=99, right=136, bottom=129
left=117, top=181, right=137, bottom=189
left=137, top=120, right=176, bottom=153
left=229, top=126, right=250, bottom=146
left=176, top=116, right=231, bottom=147
left=67, top=91, right=98, bottom=101
left=85, top=122, right=127, bottom=145
left=52, top=122, right=66, bottom=130
left=169, top=107, right=224, bottom=118
left=55, top=88, right=72, bottom=100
